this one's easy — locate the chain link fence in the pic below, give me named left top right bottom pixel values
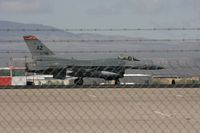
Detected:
left=0, top=88, right=199, bottom=133
left=0, top=29, right=200, bottom=132
left=0, top=51, right=200, bottom=133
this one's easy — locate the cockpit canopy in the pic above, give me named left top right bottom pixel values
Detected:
left=118, top=55, right=140, bottom=61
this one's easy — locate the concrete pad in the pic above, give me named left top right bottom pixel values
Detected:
left=0, top=88, right=199, bottom=133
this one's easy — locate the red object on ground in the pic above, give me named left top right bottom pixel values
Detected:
left=0, top=77, right=12, bottom=86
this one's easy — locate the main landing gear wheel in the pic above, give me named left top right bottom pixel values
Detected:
left=74, top=78, right=84, bottom=86
left=114, top=79, right=120, bottom=85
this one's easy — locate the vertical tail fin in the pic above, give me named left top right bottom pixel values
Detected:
left=23, top=35, right=55, bottom=58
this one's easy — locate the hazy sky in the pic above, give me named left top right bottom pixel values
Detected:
left=0, top=0, right=200, bottom=38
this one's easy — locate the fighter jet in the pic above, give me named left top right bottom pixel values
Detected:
left=23, top=35, right=164, bottom=85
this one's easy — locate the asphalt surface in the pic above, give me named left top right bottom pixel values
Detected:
left=0, top=88, right=199, bottom=133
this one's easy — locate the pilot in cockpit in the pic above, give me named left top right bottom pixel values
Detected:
left=118, top=55, right=140, bottom=61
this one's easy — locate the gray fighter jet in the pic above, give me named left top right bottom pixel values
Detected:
left=23, top=35, right=164, bottom=85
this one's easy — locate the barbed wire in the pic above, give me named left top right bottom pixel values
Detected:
left=1, top=28, right=200, bottom=133
left=1, top=49, right=200, bottom=54
left=1, top=28, right=200, bottom=32
left=1, top=39, right=200, bottom=43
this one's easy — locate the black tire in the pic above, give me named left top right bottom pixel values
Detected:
left=74, top=78, right=84, bottom=86
left=27, top=81, right=34, bottom=86
left=172, top=80, right=176, bottom=85
left=114, top=79, right=120, bottom=85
